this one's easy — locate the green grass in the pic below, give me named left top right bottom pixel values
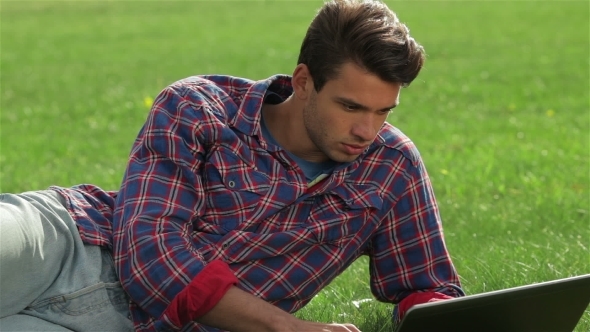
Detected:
left=1, top=1, right=589, bottom=331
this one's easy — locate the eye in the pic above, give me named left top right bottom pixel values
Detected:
left=342, top=103, right=358, bottom=111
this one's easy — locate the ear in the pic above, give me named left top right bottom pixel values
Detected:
left=291, top=63, right=314, bottom=101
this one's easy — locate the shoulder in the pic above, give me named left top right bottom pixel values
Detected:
left=165, top=75, right=254, bottom=111
left=169, top=75, right=255, bottom=95
left=372, top=122, right=422, bottom=167
left=347, top=124, right=430, bottom=204
left=144, top=75, right=254, bottom=132
left=177, top=75, right=255, bottom=99
left=348, top=123, right=425, bottom=187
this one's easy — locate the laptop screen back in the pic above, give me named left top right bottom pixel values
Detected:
left=395, top=274, right=590, bottom=332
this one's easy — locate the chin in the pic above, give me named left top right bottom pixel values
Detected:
left=329, top=153, right=359, bottom=163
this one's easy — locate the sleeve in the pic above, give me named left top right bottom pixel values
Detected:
left=367, top=151, right=464, bottom=306
left=112, top=84, right=238, bottom=330
left=392, top=291, right=455, bottom=324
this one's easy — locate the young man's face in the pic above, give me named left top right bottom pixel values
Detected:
left=303, top=62, right=402, bottom=163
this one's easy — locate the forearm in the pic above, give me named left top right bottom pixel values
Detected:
left=198, top=286, right=360, bottom=332
left=197, top=286, right=293, bottom=332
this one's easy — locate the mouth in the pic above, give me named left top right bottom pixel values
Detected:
left=341, top=143, right=369, bottom=155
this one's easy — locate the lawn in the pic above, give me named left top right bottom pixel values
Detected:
left=1, top=0, right=589, bottom=331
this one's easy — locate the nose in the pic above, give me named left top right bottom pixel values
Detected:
left=351, top=115, right=378, bottom=142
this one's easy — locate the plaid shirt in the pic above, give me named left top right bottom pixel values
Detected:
left=53, top=74, right=462, bottom=331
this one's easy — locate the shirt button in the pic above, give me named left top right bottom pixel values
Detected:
left=228, top=180, right=235, bottom=188
left=222, top=243, right=229, bottom=249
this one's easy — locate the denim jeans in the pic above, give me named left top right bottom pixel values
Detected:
left=0, top=190, right=133, bottom=331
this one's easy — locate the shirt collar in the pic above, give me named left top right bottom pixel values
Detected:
left=229, top=74, right=293, bottom=138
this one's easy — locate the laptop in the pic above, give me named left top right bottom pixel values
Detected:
left=395, top=274, right=590, bottom=332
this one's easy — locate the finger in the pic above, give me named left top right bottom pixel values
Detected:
left=344, top=323, right=361, bottom=332
left=325, top=323, right=361, bottom=332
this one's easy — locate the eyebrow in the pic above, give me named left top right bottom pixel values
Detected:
left=335, top=97, right=398, bottom=112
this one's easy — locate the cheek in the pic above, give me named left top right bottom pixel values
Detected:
left=374, top=115, right=388, bottom=130
left=326, top=111, right=353, bottom=133
left=315, top=104, right=342, bottom=128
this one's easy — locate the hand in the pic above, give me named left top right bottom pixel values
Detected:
left=320, top=323, right=361, bottom=332
left=291, top=320, right=361, bottom=332
left=198, top=287, right=361, bottom=332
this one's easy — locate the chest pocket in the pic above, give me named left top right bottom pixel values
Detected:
left=306, top=183, right=383, bottom=245
left=202, top=146, right=270, bottom=231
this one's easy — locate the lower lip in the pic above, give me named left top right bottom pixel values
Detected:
left=342, top=143, right=366, bottom=155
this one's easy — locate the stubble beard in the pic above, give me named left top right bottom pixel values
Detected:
left=302, top=93, right=354, bottom=163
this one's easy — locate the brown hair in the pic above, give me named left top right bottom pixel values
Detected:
left=297, top=0, right=425, bottom=91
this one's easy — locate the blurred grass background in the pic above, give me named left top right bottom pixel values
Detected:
left=1, top=1, right=589, bottom=331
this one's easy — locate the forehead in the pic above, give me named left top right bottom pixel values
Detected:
left=319, top=62, right=401, bottom=107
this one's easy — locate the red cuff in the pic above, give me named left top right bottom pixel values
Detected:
left=397, top=291, right=454, bottom=320
left=163, top=260, right=238, bottom=328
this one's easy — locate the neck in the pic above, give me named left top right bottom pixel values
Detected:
left=261, top=97, right=325, bottom=162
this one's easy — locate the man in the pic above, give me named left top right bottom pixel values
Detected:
left=0, top=0, right=463, bottom=331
